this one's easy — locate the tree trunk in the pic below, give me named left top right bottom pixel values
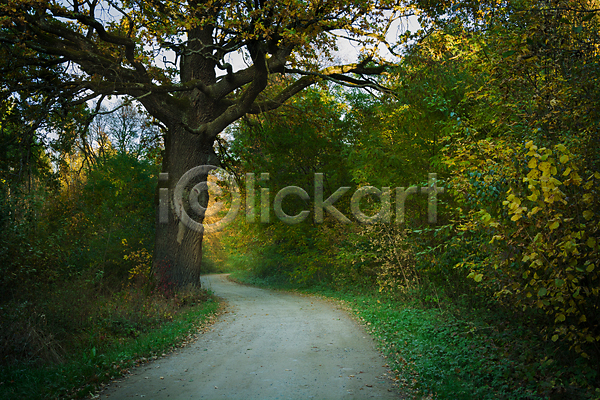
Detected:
left=153, top=125, right=219, bottom=289
left=150, top=19, right=221, bottom=290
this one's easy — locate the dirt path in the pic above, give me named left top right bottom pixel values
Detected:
left=99, top=274, right=401, bottom=399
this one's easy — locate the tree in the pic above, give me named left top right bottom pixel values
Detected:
left=0, top=0, right=412, bottom=287
left=400, top=0, right=600, bottom=363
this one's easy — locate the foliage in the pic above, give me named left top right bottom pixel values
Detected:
left=224, top=86, right=355, bottom=285
left=334, top=224, right=418, bottom=291
left=353, top=294, right=596, bottom=399
left=0, top=96, right=215, bottom=400
left=421, top=0, right=600, bottom=371
left=231, top=262, right=599, bottom=399
left=0, top=292, right=218, bottom=400
left=221, top=0, right=600, bottom=394
left=1, top=0, right=600, bottom=396
left=452, top=140, right=600, bottom=361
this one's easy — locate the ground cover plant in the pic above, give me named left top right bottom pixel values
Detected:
left=1, top=0, right=598, bottom=398
left=0, top=291, right=219, bottom=400
left=219, top=1, right=600, bottom=396
left=228, top=267, right=599, bottom=399
left=0, top=110, right=220, bottom=399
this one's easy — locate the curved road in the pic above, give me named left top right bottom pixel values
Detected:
left=99, top=274, right=401, bottom=399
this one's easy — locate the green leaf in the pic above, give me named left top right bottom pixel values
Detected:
left=586, top=264, right=595, bottom=272
left=538, top=287, right=547, bottom=297
left=582, top=12, right=596, bottom=22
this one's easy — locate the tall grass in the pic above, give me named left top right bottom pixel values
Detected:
left=0, top=283, right=219, bottom=400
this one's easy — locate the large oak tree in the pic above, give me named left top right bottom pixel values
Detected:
left=0, top=0, right=411, bottom=287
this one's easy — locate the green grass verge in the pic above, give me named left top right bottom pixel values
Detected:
left=336, top=294, right=594, bottom=400
left=0, top=297, right=219, bottom=400
left=230, top=271, right=597, bottom=399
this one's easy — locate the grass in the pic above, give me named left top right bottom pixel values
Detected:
left=0, top=291, right=220, bottom=400
left=229, top=270, right=599, bottom=400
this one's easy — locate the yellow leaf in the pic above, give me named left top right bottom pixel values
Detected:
left=555, top=144, right=566, bottom=152
left=527, top=193, right=538, bottom=201
left=587, top=237, right=597, bottom=248
left=563, top=167, right=571, bottom=176
left=583, top=210, right=594, bottom=220
left=551, top=334, right=559, bottom=342
left=481, top=211, right=492, bottom=223
left=538, top=162, right=551, bottom=173
left=555, top=313, right=566, bottom=322
left=549, top=220, right=560, bottom=230
left=559, top=154, right=569, bottom=163
left=474, top=273, right=483, bottom=282
left=528, top=158, right=538, bottom=169
left=489, top=235, right=503, bottom=244
left=586, top=264, right=595, bottom=272
left=528, top=169, right=540, bottom=179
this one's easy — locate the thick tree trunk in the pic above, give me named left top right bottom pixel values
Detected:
left=151, top=20, right=220, bottom=290
left=154, top=125, right=219, bottom=289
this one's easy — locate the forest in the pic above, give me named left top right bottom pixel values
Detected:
left=1, top=0, right=599, bottom=399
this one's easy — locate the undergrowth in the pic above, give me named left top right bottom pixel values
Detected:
left=0, top=285, right=219, bottom=400
left=230, top=270, right=600, bottom=399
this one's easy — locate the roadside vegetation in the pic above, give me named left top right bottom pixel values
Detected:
left=216, top=2, right=600, bottom=398
left=1, top=0, right=598, bottom=399
left=0, top=105, right=220, bottom=400
left=229, top=268, right=597, bottom=399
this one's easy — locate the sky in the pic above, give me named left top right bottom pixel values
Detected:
left=220, top=13, right=420, bottom=74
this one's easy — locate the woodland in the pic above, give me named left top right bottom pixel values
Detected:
left=0, top=0, right=599, bottom=399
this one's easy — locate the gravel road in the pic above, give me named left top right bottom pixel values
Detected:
left=99, top=274, right=401, bottom=399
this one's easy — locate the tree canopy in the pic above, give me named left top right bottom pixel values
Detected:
left=1, top=0, right=418, bottom=287
left=0, top=0, right=410, bottom=136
